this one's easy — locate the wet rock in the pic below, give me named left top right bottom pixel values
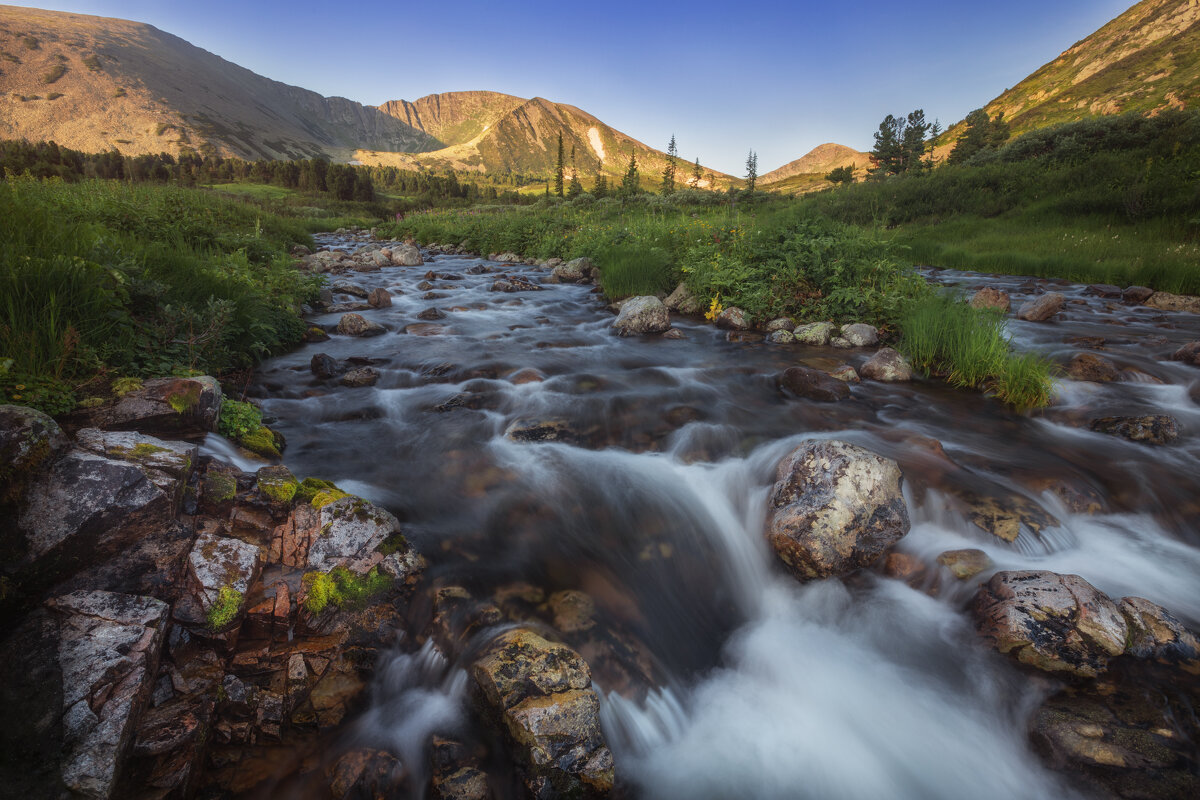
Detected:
left=311, top=353, right=339, bottom=379
left=406, top=323, right=445, bottom=336
left=765, top=317, right=796, bottom=333
left=326, top=748, right=403, bottom=799
left=955, top=492, right=1059, bottom=544
left=303, top=326, right=331, bottom=343
left=1145, top=291, right=1200, bottom=313
left=367, top=287, right=392, bottom=308
left=1066, top=353, right=1119, bottom=382
left=764, top=440, right=910, bottom=581
left=416, top=280, right=435, bottom=291
left=936, top=549, right=993, bottom=580
left=308, top=495, right=420, bottom=580
left=0, top=403, right=68, bottom=503
left=726, top=330, right=763, bottom=343
left=777, top=366, right=850, bottom=402
left=664, top=282, right=701, bottom=314
left=716, top=306, right=751, bottom=330
left=829, top=364, right=860, bottom=383
left=612, top=296, right=670, bottom=336
left=767, top=330, right=794, bottom=344
left=972, top=570, right=1127, bottom=677
left=1170, top=340, right=1200, bottom=366
left=549, top=590, right=597, bottom=634
left=504, top=418, right=590, bottom=446
left=336, top=313, right=386, bottom=337
left=1084, top=284, right=1123, bottom=298
left=418, top=307, right=447, bottom=321
left=1016, top=292, right=1066, bottom=322
left=1118, top=596, right=1200, bottom=669
left=969, top=287, right=1011, bottom=312
left=661, top=328, right=685, bottom=339
left=176, top=531, right=261, bottom=632
left=859, top=347, right=914, bottom=382
left=340, top=367, right=379, bottom=388
left=490, top=276, right=542, bottom=293
left=471, top=629, right=612, bottom=797
left=1121, top=285, right=1154, bottom=304
left=100, top=376, right=222, bottom=439
left=831, top=323, right=878, bottom=348
left=793, top=321, right=835, bottom=345
left=47, top=590, right=170, bottom=799
left=326, top=302, right=372, bottom=314
left=1089, top=415, right=1179, bottom=445
left=551, top=257, right=596, bottom=283
left=388, top=243, right=423, bottom=266
left=330, top=280, right=369, bottom=298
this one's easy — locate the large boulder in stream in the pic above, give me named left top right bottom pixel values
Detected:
left=471, top=628, right=614, bottom=798
left=777, top=366, right=850, bottom=402
left=859, top=347, right=914, bottom=382
left=612, top=296, right=670, bottom=336
left=551, top=257, right=596, bottom=284
left=336, top=313, right=386, bottom=337
left=387, top=243, right=423, bottom=266
left=973, top=570, right=1128, bottom=678
left=1016, top=292, right=1065, bottom=322
left=764, top=440, right=910, bottom=581
left=1171, top=340, right=1200, bottom=366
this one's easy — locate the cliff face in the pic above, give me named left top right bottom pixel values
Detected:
left=0, top=5, right=430, bottom=159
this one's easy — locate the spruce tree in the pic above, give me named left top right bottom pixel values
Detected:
left=661, top=134, right=677, bottom=195
left=567, top=145, right=582, bottom=197
left=620, top=151, right=639, bottom=197
left=554, top=133, right=565, bottom=197
left=593, top=173, right=609, bottom=199
left=690, top=157, right=702, bottom=188
left=745, top=149, right=757, bottom=192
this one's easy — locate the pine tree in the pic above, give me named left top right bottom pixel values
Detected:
left=567, top=145, right=582, bottom=197
left=620, top=150, right=639, bottom=196
left=554, top=133, right=565, bottom=197
left=745, top=149, right=758, bottom=192
left=661, top=134, right=677, bottom=195
left=593, top=174, right=609, bottom=199
left=948, top=109, right=1008, bottom=164
left=870, top=114, right=904, bottom=176
left=900, top=109, right=931, bottom=173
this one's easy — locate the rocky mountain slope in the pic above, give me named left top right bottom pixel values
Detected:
left=0, top=5, right=435, bottom=160
left=759, top=143, right=869, bottom=185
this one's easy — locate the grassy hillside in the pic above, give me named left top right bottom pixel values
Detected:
left=760, top=143, right=870, bottom=190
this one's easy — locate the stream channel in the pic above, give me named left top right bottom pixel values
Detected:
left=231, top=233, right=1200, bottom=799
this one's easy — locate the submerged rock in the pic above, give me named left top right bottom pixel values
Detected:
left=777, top=366, right=850, bottom=402
left=859, top=347, right=914, bottom=382
left=973, top=570, right=1127, bottom=678
left=1066, top=353, right=1119, bottom=382
left=1016, top=292, right=1065, bottom=322
left=612, top=296, right=670, bottom=336
left=1089, top=415, right=1179, bottom=445
left=336, top=313, right=386, bottom=337
left=764, top=440, right=910, bottom=580
left=936, top=548, right=993, bottom=580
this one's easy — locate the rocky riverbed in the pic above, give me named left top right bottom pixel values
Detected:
left=1, top=230, right=1198, bottom=799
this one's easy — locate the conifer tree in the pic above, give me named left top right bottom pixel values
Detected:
left=593, top=173, right=609, bottom=199
left=661, top=134, right=677, bottom=195
left=554, top=133, right=565, bottom=197
left=690, top=157, right=702, bottom=188
left=620, top=151, right=639, bottom=196
left=745, top=150, right=758, bottom=192
left=567, top=145, right=582, bottom=197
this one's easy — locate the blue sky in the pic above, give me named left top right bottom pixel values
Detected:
left=29, top=0, right=1134, bottom=173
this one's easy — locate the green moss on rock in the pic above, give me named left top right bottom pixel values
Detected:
left=257, top=465, right=298, bottom=504
left=204, top=470, right=237, bottom=504
left=240, top=425, right=281, bottom=458
left=301, top=566, right=392, bottom=615
left=207, top=585, right=243, bottom=631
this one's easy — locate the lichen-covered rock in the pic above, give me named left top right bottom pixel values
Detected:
left=340, top=367, right=380, bottom=388
left=330, top=280, right=369, bottom=298
left=0, top=403, right=68, bottom=503
left=471, top=628, right=613, bottom=797
left=764, top=440, right=910, bottom=580
left=1171, top=340, right=1200, bottom=367
left=777, top=366, right=850, bottom=402
left=367, top=287, right=392, bottom=308
left=767, top=329, right=794, bottom=344
left=793, top=321, right=835, bottom=345
left=388, top=243, right=423, bottom=266
left=551, top=257, right=596, bottom=284
left=1118, top=596, right=1200, bottom=669
left=47, top=590, right=169, bottom=799
left=1089, top=415, right=1179, bottom=445
left=100, top=376, right=222, bottom=439
left=664, top=282, right=701, bottom=314
left=1066, top=353, right=1119, bottom=382
left=308, top=496, right=421, bottom=580
left=75, top=429, right=195, bottom=485
left=972, top=570, right=1127, bottom=677
left=177, top=531, right=261, bottom=632
left=256, top=464, right=298, bottom=505
left=765, top=317, right=795, bottom=333
left=612, top=296, right=670, bottom=336
left=936, top=548, right=993, bottom=580
left=969, top=287, right=1011, bottom=313
left=831, top=323, right=878, bottom=348
left=829, top=364, right=860, bottom=383
left=859, top=347, right=914, bottom=382
left=716, top=306, right=750, bottom=330
left=1016, top=292, right=1065, bottom=322
left=1145, top=291, right=1200, bottom=313
left=336, top=313, right=386, bottom=337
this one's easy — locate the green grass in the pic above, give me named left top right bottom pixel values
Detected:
left=205, top=182, right=298, bottom=201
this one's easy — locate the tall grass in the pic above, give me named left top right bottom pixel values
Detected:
left=898, top=292, right=1055, bottom=410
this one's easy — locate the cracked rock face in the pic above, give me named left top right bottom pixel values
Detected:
left=0, top=403, right=68, bottom=503
left=972, top=570, right=1128, bottom=678
left=100, top=376, right=222, bottom=439
left=308, top=496, right=420, bottom=579
left=47, top=590, right=169, bottom=799
left=764, top=439, right=910, bottom=580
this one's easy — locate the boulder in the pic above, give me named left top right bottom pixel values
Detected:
left=0, top=403, right=68, bottom=503
left=307, top=496, right=421, bottom=580
left=1170, top=340, right=1200, bottom=367
left=764, top=440, right=910, bottom=580
left=1066, top=353, right=1119, bottom=382
left=1016, top=292, right=1065, bottom=322
left=490, top=276, right=542, bottom=293
left=471, top=629, right=613, bottom=797
left=1121, top=285, right=1154, bottom=304
left=765, top=317, right=795, bottom=333
left=551, top=257, right=596, bottom=284
left=47, top=590, right=170, bottom=799
left=1084, top=283, right=1122, bottom=298
left=777, top=366, right=850, bottom=402
left=715, top=307, right=750, bottom=330
left=1119, top=596, right=1200, bottom=669
left=311, top=353, right=339, bottom=379
left=831, top=323, right=878, bottom=348
left=336, top=313, right=386, bottom=337
left=1089, top=415, right=1179, bottom=445
left=972, top=571, right=1127, bottom=677
left=968, top=287, right=1011, bottom=313
left=766, top=330, right=794, bottom=344
left=367, top=288, right=392, bottom=308
left=330, top=280, right=369, bottom=298
left=793, top=322, right=835, bottom=345
left=388, top=244, right=423, bottom=267
left=175, top=531, right=262, bottom=632
left=935, top=548, right=993, bottom=580
left=100, top=376, right=221, bottom=439
left=859, top=347, right=914, bottom=382
left=417, top=307, right=447, bottom=321
left=829, top=364, right=860, bottom=383
left=612, top=296, right=670, bottom=336
left=340, top=367, right=379, bottom=388
left=1145, top=291, right=1200, bottom=313
left=664, top=282, right=701, bottom=314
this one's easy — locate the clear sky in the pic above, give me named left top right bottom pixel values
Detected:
left=22, top=0, right=1135, bottom=174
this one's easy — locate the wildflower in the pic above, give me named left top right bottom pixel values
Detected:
left=705, top=294, right=723, bottom=322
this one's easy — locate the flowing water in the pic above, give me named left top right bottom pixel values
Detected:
left=235, top=236, right=1200, bottom=798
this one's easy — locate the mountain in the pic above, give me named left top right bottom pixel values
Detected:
left=759, top=142, right=869, bottom=189
left=942, top=0, right=1199, bottom=145
left=0, top=5, right=434, bottom=160
left=365, top=93, right=732, bottom=187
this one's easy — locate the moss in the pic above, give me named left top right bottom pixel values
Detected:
left=239, top=425, right=281, bottom=458
left=166, top=384, right=202, bottom=414
left=204, top=470, right=237, bottom=504
left=77, top=396, right=105, bottom=409
left=312, top=488, right=350, bottom=509
left=301, top=566, right=392, bottom=615
left=376, top=532, right=408, bottom=556
left=131, top=442, right=170, bottom=457
left=257, top=467, right=298, bottom=504
left=295, top=477, right=337, bottom=504
left=206, top=585, right=243, bottom=631
left=112, top=377, right=143, bottom=398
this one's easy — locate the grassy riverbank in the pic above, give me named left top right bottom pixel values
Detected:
left=0, top=178, right=321, bottom=413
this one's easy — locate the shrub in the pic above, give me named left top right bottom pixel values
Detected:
left=40, top=64, right=66, bottom=84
